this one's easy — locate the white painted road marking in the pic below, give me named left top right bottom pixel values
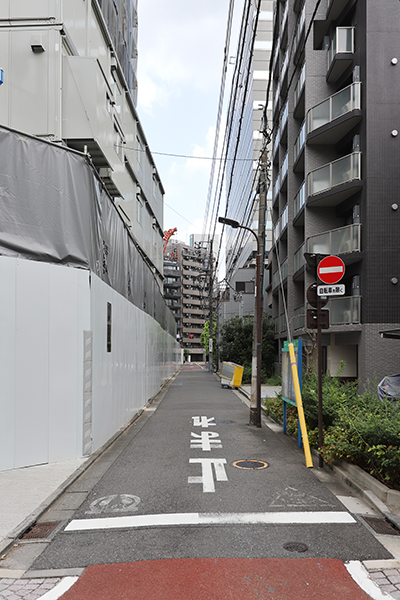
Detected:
left=190, top=431, right=222, bottom=451
left=65, top=511, right=356, bottom=532
left=192, top=416, right=216, bottom=428
left=188, top=458, right=228, bottom=492
left=37, top=577, right=78, bottom=600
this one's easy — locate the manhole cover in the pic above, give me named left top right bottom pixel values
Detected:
left=214, top=420, right=235, bottom=424
left=232, top=459, right=269, bottom=470
left=361, top=516, right=400, bottom=536
left=20, top=521, right=61, bottom=540
left=283, top=542, right=308, bottom=553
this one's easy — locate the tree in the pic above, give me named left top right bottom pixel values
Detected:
left=219, top=314, right=275, bottom=382
left=200, top=317, right=216, bottom=361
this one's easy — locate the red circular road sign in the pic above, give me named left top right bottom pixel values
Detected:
left=317, top=256, right=345, bottom=284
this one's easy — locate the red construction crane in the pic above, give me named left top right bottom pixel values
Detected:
left=163, top=227, right=177, bottom=253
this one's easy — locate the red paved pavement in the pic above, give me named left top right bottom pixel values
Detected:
left=60, top=558, right=373, bottom=599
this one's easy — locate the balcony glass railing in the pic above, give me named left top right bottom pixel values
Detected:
left=272, top=258, right=288, bottom=290
left=281, top=100, right=289, bottom=134
left=281, top=1, right=289, bottom=30
left=273, top=128, right=281, bottom=157
left=293, top=305, right=305, bottom=329
left=274, top=83, right=280, bottom=111
left=294, top=4, right=306, bottom=54
left=281, top=152, right=289, bottom=183
left=273, top=220, right=280, bottom=244
left=294, top=242, right=305, bottom=273
left=281, top=49, right=289, bottom=81
left=274, top=174, right=280, bottom=199
left=294, top=63, right=306, bottom=107
left=294, top=181, right=306, bottom=216
left=307, top=82, right=361, bottom=134
left=294, top=120, right=306, bottom=163
left=307, top=152, right=361, bottom=196
left=281, top=204, right=288, bottom=231
left=329, top=295, right=360, bottom=324
left=328, top=27, right=354, bottom=71
left=306, top=223, right=361, bottom=255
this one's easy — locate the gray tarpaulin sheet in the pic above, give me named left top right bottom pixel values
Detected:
left=0, top=126, right=176, bottom=337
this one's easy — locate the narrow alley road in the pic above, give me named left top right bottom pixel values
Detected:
left=1, top=365, right=395, bottom=599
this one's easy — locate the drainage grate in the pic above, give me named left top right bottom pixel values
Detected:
left=232, top=459, right=269, bottom=470
left=20, top=521, right=61, bottom=540
left=214, top=420, right=235, bottom=424
left=361, top=516, right=400, bottom=536
left=283, top=542, right=308, bottom=553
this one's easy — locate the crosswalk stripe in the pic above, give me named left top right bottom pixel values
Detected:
left=65, top=511, right=356, bottom=532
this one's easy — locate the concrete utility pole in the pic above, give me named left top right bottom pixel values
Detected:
left=250, top=149, right=268, bottom=427
left=208, top=239, right=214, bottom=372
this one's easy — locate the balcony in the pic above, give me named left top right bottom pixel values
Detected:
left=272, top=258, right=288, bottom=291
left=327, top=27, right=355, bottom=83
left=280, top=152, right=289, bottom=191
left=273, top=128, right=281, bottom=162
left=281, top=100, right=289, bottom=138
left=326, top=0, right=352, bottom=23
left=307, top=82, right=362, bottom=144
left=329, top=295, right=360, bottom=325
left=274, top=174, right=280, bottom=203
left=293, top=242, right=306, bottom=278
left=294, top=120, right=306, bottom=171
left=274, top=204, right=289, bottom=243
left=294, top=4, right=306, bottom=63
left=306, top=223, right=361, bottom=258
left=293, top=180, right=306, bottom=223
left=307, top=152, right=362, bottom=207
left=293, top=63, right=306, bottom=119
left=293, top=305, right=306, bottom=329
left=281, top=49, right=289, bottom=94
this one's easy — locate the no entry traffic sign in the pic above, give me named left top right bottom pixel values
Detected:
left=317, top=255, right=345, bottom=285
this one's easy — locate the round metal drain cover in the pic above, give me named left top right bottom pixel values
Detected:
left=232, top=459, right=269, bottom=470
left=283, top=542, right=308, bottom=553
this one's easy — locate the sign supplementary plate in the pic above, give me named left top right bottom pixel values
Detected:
left=317, top=255, right=345, bottom=285
left=317, top=284, right=345, bottom=296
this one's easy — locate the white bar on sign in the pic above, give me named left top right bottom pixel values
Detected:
left=319, top=266, right=344, bottom=273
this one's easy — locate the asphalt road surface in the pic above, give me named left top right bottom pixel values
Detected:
left=6, top=365, right=395, bottom=598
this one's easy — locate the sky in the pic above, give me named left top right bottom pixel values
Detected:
left=136, top=0, right=244, bottom=246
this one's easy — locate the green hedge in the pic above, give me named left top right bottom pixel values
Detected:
left=264, top=368, right=400, bottom=490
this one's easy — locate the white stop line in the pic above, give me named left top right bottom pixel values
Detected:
left=65, top=511, right=356, bottom=532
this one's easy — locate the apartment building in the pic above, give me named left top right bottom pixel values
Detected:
left=221, top=1, right=273, bottom=323
left=0, top=0, right=164, bottom=281
left=164, top=241, right=210, bottom=362
left=270, top=0, right=400, bottom=384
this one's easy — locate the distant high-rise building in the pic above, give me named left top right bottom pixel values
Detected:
left=221, top=0, right=273, bottom=320
left=164, top=241, right=210, bottom=362
left=270, top=0, right=400, bottom=384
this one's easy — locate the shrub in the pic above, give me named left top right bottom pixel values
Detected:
left=264, top=369, right=400, bottom=490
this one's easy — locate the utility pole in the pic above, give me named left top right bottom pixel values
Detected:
left=208, top=239, right=214, bottom=372
left=250, top=149, right=268, bottom=427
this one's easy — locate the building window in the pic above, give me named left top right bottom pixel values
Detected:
left=236, top=281, right=255, bottom=293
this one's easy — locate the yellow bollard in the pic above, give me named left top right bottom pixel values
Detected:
left=288, top=342, right=313, bottom=468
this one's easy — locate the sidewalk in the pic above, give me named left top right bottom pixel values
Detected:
left=1, top=369, right=400, bottom=599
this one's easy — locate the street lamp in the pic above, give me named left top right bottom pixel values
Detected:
left=218, top=216, right=262, bottom=427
